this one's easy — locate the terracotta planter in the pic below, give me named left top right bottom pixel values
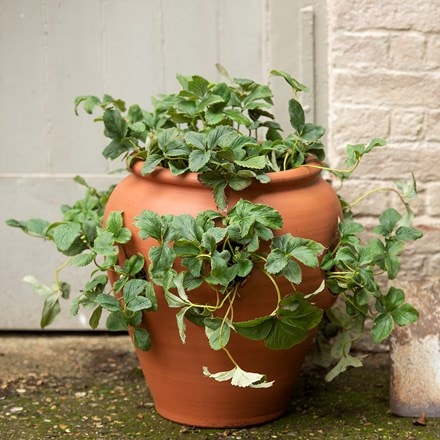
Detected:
left=104, top=160, right=342, bottom=427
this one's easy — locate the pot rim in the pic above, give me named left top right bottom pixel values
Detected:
left=130, top=158, right=323, bottom=188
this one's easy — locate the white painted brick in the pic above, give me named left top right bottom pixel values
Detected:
left=389, top=33, right=426, bottom=70
left=336, top=179, right=393, bottom=217
left=425, top=35, right=440, bottom=70
left=427, top=183, right=440, bottom=217
left=426, top=110, right=440, bottom=141
left=390, top=109, right=424, bottom=141
left=330, top=0, right=440, bottom=33
left=331, top=32, right=389, bottom=69
left=428, top=252, right=440, bottom=278
left=331, top=143, right=440, bottom=183
left=329, top=105, right=390, bottom=145
left=332, top=71, right=440, bottom=108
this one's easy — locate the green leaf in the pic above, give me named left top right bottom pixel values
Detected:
left=117, top=254, right=145, bottom=277
left=235, top=155, right=267, bottom=170
left=392, top=303, right=419, bottom=326
left=141, top=153, right=163, bottom=175
left=126, top=296, right=153, bottom=313
left=6, top=218, right=50, bottom=236
left=103, top=108, right=128, bottom=140
left=223, top=109, right=251, bottom=127
left=23, top=275, right=54, bottom=297
left=70, top=252, right=94, bottom=267
left=234, top=316, right=273, bottom=341
left=371, top=313, right=394, bottom=343
left=188, top=75, right=209, bottom=97
left=89, top=306, right=102, bottom=329
left=95, top=294, right=121, bottom=312
left=175, top=306, right=191, bottom=343
left=288, top=99, right=305, bottom=133
left=93, top=228, right=118, bottom=256
left=40, top=293, right=61, bottom=328
left=51, top=223, right=82, bottom=253
left=325, top=353, right=363, bottom=382
left=123, top=279, right=148, bottom=303
left=74, top=95, right=101, bottom=115
left=102, top=139, right=129, bottom=160
left=133, top=328, right=151, bottom=351
left=135, top=210, right=169, bottom=242
left=395, top=226, right=423, bottom=241
left=382, top=286, right=405, bottom=311
left=270, top=70, right=309, bottom=93
left=204, top=317, right=231, bottom=350
left=105, top=210, right=123, bottom=233
left=184, top=131, right=206, bottom=150
left=189, top=149, right=211, bottom=172
left=374, top=208, right=401, bottom=236
left=264, top=294, right=322, bottom=349
left=301, top=123, right=326, bottom=141
left=106, top=311, right=128, bottom=331
left=265, top=249, right=289, bottom=273
left=149, top=244, right=176, bottom=273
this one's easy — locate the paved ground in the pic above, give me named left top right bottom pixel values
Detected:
left=0, top=332, right=439, bottom=439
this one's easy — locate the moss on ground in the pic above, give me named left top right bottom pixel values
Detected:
left=0, top=335, right=439, bottom=439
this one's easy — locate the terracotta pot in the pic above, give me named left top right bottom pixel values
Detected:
left=104, top=160, right=342, bottom=427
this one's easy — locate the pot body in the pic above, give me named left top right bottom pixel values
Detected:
left=104, top=161, right=342, bottom=427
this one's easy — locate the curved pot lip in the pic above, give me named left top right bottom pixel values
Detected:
left=130, top=157, right=323, bottom=187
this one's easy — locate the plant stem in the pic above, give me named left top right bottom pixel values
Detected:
left=55, top=259, right=72, bottom=293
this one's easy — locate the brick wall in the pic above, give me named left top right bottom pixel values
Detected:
left=327, top=0, right=440, bottom=281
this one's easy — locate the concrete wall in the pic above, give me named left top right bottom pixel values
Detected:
left=327, top=0, right=440, bottom=282
left=0, top=0, right=327, bottom=329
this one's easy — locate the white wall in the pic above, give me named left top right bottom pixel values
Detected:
left=0, top=0, right=327, bottom=329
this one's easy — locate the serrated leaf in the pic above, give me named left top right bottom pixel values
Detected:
left=123, top=279, right=149, bottom=304
left=133, top=327, right=151, bottom=351
left=395, top=226, right=423, bottom=241
left=40, top=293, right=61, bottom=328
left=70, top=252, right=94, bottom=267
left=106, top=311, right=128, bottom=331
left=325, top=354, right=363, bottom=382
left=203, top=365, right=274, bottom=388
left=392, top=303, right=419, bottom=326
left=95, top=294, right=120, bottom=312
left=374, top=208, right=401, bottom=236
left=371, top=313, right=394, bottom=343
left=51, top=223, right=82, bottom=253
left=106, top=211, right=123, bottom=233
left=93, top=228, right=118, bottom=256
left=126, top=296, right=153, bottom=313
left=288, top=98, right=305, bottom=133
left=234, top=316, right=273, bottom=341
left=141, top=153, right=163, bottom=175
left=89, top=306, right=102, bottom=329
left=135, top=210, right=166, bottom=241
left=270, top=70, right=309, bottom=93
left=223, top=109, right=251, bottom=127
left=74, top=95, right=101, bottom=115
left=184, top=131, right=206, bottom=150
left=103, top=108, right=128, bottom=140
left=265, top=249, right=289, bottom=273
left=189, top=149, right=211, bottom=172
left=175, top=306, right=191, bottom=343
left=204, top=317, right=231, bottom=350
left=23, top=275, right=54, bottom=296
left=235, top=155, right=267, bottom=170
